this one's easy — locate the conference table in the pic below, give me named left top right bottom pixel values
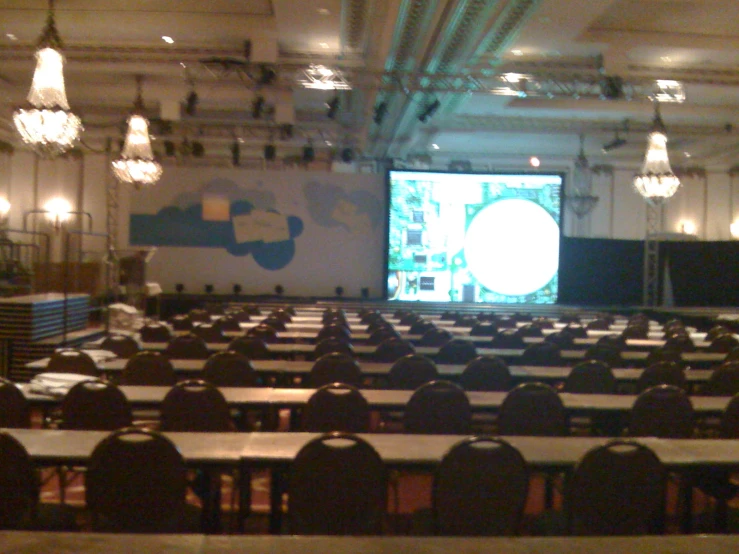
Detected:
left=24, top=357, right=719, bottom=389
left=7, top=428, right=739, bottom=535
left=3, top=532, right=739, bottom=554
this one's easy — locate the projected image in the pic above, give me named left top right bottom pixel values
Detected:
left=386, top=171, right=562, bottom=304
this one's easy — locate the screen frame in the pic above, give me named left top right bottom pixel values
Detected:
left=383, top=168, right=566, bottom=304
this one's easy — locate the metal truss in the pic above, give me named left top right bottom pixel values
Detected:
left=643, top=202, right=662, bottom=307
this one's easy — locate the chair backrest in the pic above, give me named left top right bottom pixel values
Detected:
left=563, top=324, right=588, bottom=338
left=706, top=325, right=730, bottom=341
left=270, top=308, right=293, bottom=323
left=245, top=323, right=279, bottom=343
left=139, top=322, right=173, bottom=342
left=489, top=329, right=525, bottom=349
left=404, top=380, right=472, bottom=435
left=313, top=337, right=354, bottom=359
left=436, top=339, right=478, bottom=364
left=168, top=314, right=193, bottom=332
left=519, top=342, right=562, bottom=367
left=629, top=385, right=694, bottom=438
left=563, top=360, right=617, bottom=394
left=215, top=315, right=241, bottom=332
left=191, top=322, right=229, bottom=343
left=705, top=361, right=739, bottom=396
left=100, top=334, right=141, bottom=359
left=596, top=334, right=627, bottom=350
left=469, top=322, right=498, bottom=337
left=398, top=312, right=422, bottom=326
left=635, top=361, right=686, bottom=393
left=566, top=440, right=666, bottom=535
left=202, top=350, right=258, bottom=387
left=60, top=379, right=132, bottom=431
left=586, top=318, right=611, bottom=331
left=726, top=346, right=739, bottom=363
left=459, top=355, right=511, bottom=391
left=309, top=353, right=362, bottom=388
left=433, top=437, right=529, bottom=536
left=163, top=333, right=210, bottom=360
left=261, top=316, right=287, bottom=331
left=188, top=308, right=211, bottom=323
left=160, top=379, right=234, bottom=432
left=367, top=326, right=399, bottom=345
left=453, top=316, right=478, bottom=328
left=388, top=354, right=438, bottom=390
left=0, top=378, right=31, bottom=428
left=709, top=334, right=739, bottom=353
left=720, top=393, right=739, bottom=438
left=120, top=351, right=177, bottom=386
left=227, top=336, right=272, bottom=360
left=544, top=330, right=575, bottom=349
left=373, top=337, right=415, bottom=362
left=303, top=383, right=370, bottom=433
left=621, top=324, right=648, bottom=339
left=0, top=432, right=37, bottom=529
left=515, top=323, right=543, bottom=338
left=583, top=345, right=622, bottom=368
left=86, top=428, right=188, bottom=533
left=418, top=327, right=453, bottom=347
left=288, top=432, right=387, bottom=535
left=316, top=323, right=351, bottom=342
left=409, top=320, right=436, bottom=335
left=645, top=347, right=684, bottom=368
left=498, top=382, right=568, bottom=436
left=664, top=334, right=696, bottom=352
left=47, top=349, right=99, bottom=377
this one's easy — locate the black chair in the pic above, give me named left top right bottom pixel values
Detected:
left=100, top=335, right=141, bottom=359
left=367, top=326, right=400, bottom=345
left=435, top=339, right=477, bottom=364
left=313, top=337, right=354, bottom=359
left=490, top=329, right=525, bottom=349
left=163, top=334, right=210, bottom=360
left=188, top=309, right=211, bottom=323
left=139, top=322, right=173, bottom=342
left=586, top=318, right=611, bottom=331
left=709, top=334, right=739, bottom=353
left=519, top=342, right=562, bottom=366
left=563, top=324, right=588, bottom=339
left=214, top=315, right=242, bottom=333
left=202, top=351, right=258, bottom=387
left=564, top=360, right=617, bottom=394
left=566, top=440, right=667, bottom=535
left=169, top=315, right=194, bottom=332
left=119, top=351, right=177, bottom=386
left=191, top=323, right=229, bottom=344
left=635, top=361, right=687, bottom=393
left=403, top=380, right=472, bottom=435
left=160, top=380, right=235, bottom=432
left=288, top=432, right=387, bottom=535
left=86, top=428, right=191, bottom=533
left=388, top=354, right=438, bottom=390
left=373, top=337, right=415, bottom=362
left=418, top=327, right=453, bottom=347
left=316, top=323, right=351, bottom=343
left=246, top=324, right=279, bottom=343
left=469, top=322, right=498, bottom=337
left=433, top=437, right=529, bottom=536
left=459, top=356, right=511, bottom=391
left=498, top=382, right=568, bottom=436
left=629, top=385, right=694, bottom=438
left=645, top=347, right=685, bottom=368
left=704, top=362, right=739, bottom=396
left=515, top=324, right=543, bottom=338
left=227, top=336, right=272, bottom=360
left=544, top=330, right=576, bottom=349
left=408, top=320, right=436, bottom=335
left=596, top=334, right=627, bottom=350
left=583, top=344, right=622, bottom=367
left=302, top=383, right=370, bottom=433
left=0, top=378, right=31, bottom=428
left=60, top=379, right=132, bottom=431
left=261, top=316, right=287, bottom=332
left=309, top=353, right=362, bottom=388
left=47, top=349, right=98, bottom=377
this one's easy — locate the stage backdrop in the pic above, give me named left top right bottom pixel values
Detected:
left=124, top=167, right=386, bottom=297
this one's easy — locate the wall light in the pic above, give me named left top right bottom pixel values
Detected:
left=679, top=220, right=696, bottom=235
left=43, top=197, right=72, bottom=230
left=730, top=221, right=739, bottom=239
left=529, top=156, right=541, bottom=168
left=0, top=198, right=10, bottom=218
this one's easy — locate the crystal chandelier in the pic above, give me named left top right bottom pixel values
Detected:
left=111, top=77, right=162, bottom=189
left=633, top=102, right=680, bottom=205
left=13, top=0, right=82, bottom=157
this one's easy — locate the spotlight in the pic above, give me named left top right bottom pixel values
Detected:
left=340, top=147, right=354, bottom=163
left=602, top=135, right=627, bottom=153
left=326, top=96, right=339, bottom=119
left=418, top=99, right=440, bottom=123
left=258, top=64, right=277, bottom=85
left=361, top=287, right=369, bottom=299
left=231, top=140, right=240, bottom=166
left=274, top=284, right=284, bottom=296
left=264, top=143, right=276, bottom=160
left=252, top=95, right=265, bottom=119
left=233, top=284, right=242, bottom=295
left=184, top=91, right=198, bottom=116
left=191, top=142, right=205, bottom=157
left=175, top=283, right=184, bottom=293
left=204, top=284, right=214, bottom=294
left=373, top=101, right=388, bottom=125
left=599, top=75, right=624, bottom=100
left=302, top=142, right=315, bottom=163
left=335, top=286, right=344, bottom=297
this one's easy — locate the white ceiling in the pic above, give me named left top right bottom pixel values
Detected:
left=0, top=0, right=737, bottom=169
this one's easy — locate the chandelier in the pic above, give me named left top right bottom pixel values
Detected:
left=111, top=77, right=162, bottom=189
left=633, top=102, right=680, bottom=205
left=566, top=134, right=599, bottom=218
left=13, top=0, right=82, bottom=157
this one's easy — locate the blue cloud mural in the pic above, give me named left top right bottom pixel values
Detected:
left=130, top=179, right=303, bottom=270
left=303, top=181, right=383, bottom=232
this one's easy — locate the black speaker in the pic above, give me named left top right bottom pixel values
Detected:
left=175, top=283, right=184, bottom=293
left=335, top=286, right=344, bottom=297
left=233, top=284, right=242, bottom=295
left=275, top=284, right=284, bottom=295
left=204, top=284, right=214, bottom=294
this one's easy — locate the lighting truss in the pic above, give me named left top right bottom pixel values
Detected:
left=297, top=65, right=352, bottom=90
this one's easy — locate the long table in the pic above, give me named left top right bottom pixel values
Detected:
left=3, top=532, right=739, bottom=554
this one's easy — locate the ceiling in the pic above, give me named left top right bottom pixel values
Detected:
left=0, top=0, right=737, bottom=170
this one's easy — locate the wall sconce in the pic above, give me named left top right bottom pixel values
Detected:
left=730, top=221, right=739, bottom=239
left=0, top=198, right=10, bottom=227
left=679, top=220, right=696, bottom=235
left=44, top=197, right=73, bottom=231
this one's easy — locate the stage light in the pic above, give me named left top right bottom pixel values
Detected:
left=252, top=95, right=265, bottom=119
left=326, top=96, right=339, bottom=119
left=184, top=90, right=198, bottom=116
left=529, top=156, right=540, bottom=167
left=230, top=140, right=240, bottom=166
left=191, top=141, right=205, bottom=157
left=204, top=284, right=214, bottom=294
left=335, top=286, right=344, bottom=297
left=418, top=99, right=440, bottom=123
left=233, top=284, right=242, bottom=295
left=175, top=283, right=184, bottom=293
left=302, top=141, right=315, bottom=163
left=264, top=143, right=276, bottom=160
left=274, top=284, right=284, bottom=295
left=340, top=147, right=353, bottom=163
left=373, top=101, right=387, bottom=125
left=601, top=136, right=627, bottom=153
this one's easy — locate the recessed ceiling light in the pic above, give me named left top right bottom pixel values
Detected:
left=661, top=56, right=671, bottom=62
left=684, top=152, right=691, bottom=158
left=317, top=8, right=331, bottom=15
left=6, top=33, right=17, bottom=41
left=237, top=138, right=245, bottom=144
left=432, top=144, right=440, bottom=150
left=529, top=156, right=540, bottom=167
left=162, top=36, right=174, bottom=44
left=325, top=140, right=332, bottom=146
left=511, top=49, right=523, bottom=56
left=319, top=42, right=329, bottom=49
left=180, top=62, right=187, bottom=68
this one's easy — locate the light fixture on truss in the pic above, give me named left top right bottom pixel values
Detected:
left=297, top=64, right=351, bottom=90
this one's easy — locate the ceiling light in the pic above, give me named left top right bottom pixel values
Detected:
left=660, top=56, right=672, bottom=62
left=319, top=42, right=329, bottom=49
left=6, top=33, right=17, bottom=41
left=684, top=152, right=691, bottom=158
left=511, top=49, right=523, bottom=56
left=325, top=140, right=332, bottom=146
left=317, top=8, right=330, bottom=15
left=111, top=76, right=162, bottom=189
left=653, top=80, right=686, bottom=103
left=418, top=99, right=440, bottom=123
left=431, top=144, right=440, bottom=150
left=13, top=0, right=82, bottom=158
left=731, top=221, right=739, bottom=239
left=162, top=36, right=174, bottom=44
left=529, top=156, right=540, bottom=167
left=633, top=102, right=680, bottom=205
left=298, top=64, right=351, bottom=90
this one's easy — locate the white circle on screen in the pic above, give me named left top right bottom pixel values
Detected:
left=464, top=199, right=559, bottom=296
